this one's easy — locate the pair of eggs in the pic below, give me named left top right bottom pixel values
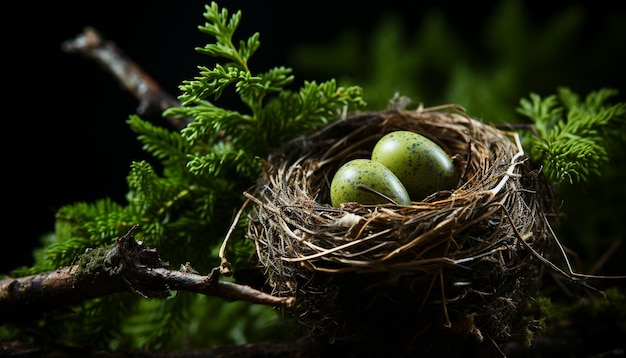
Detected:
left=330, top=131, right=458, bottom=207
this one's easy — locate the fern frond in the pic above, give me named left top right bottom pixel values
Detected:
left=25, top=198, right=132, bottom=273
left=165, top=3, right=365, bottom=180
left=517, top=92, right=562, bottom=139
left=261, top=79, right=367, bottom=145
left=186, top=141, right=260, bottom=179
left=120, top=293, right=194, bottom=350
left=295, top=79, right=366, bottom=124
left=126, top=160, right=163, bottom=214
left=127, top=115, right=190, bottom=174
left=174, top=101, right=252, bottom=144
left=178, top=64, right=258, bottom=104
left=517, top=87, right=626, bottom=183
left=195, top=2, right=256, bottom=69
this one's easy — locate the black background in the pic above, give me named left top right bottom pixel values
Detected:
left=5, top=1, right=626, bottom=273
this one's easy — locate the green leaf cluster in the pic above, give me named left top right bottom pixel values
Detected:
left=166, top=2, right=366, bottom=170
left=3, top=1, right=364, bottom=350
left=289, top=0, right=623, bottom=124
left=517, top=87, right=626, bottom=183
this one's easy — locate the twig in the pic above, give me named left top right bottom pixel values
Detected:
left=61, top=26, right=192, bottom=130
left=218, top=197, right=252, bottom=276
left=0, top=225, right=294, bottom=324
left=589, top=239, right=623, bottom=275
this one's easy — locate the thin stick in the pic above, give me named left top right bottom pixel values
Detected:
left=589, top=240, right=623, bottom=275
left=503, top=206, right=626, bottom=283
left=219, top=197, right=251, bottom=275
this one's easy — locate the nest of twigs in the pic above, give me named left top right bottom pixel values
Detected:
left=245, top=104, right=556, bottom=356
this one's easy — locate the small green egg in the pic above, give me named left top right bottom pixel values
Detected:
left=371, top=131, right=458, bottom=200
left=330, top=159, right=411, bottom=207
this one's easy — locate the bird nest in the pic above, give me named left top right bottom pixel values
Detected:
left=245, top=104, right=556, bottom=356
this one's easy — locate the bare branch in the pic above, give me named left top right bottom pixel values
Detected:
left=0, top=225, right=293, bottom=324
left=61, top=26, right=192, bottom=130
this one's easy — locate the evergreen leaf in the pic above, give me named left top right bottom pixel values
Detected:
left=195, top=2, right=249, bottom=68
left=517, top=87, right=626, bottom=183
left=127, top=115, right=190, bottom=173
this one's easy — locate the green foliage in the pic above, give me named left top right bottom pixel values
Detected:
left=4, top=1, right=364, bottom=350
left=517, top=87, right=626, bottom=183
left=564, top=287, right=626, bottom=334
left=167, top=2, right=366, bottom=168
left=519, top=289, right=626, bottom=349
left=289, top=0, right=614, bottom=123
left=518, top=296, right=554, bottom=347
left=541, top=287, right=626, bottom=346
left=164, top=295, right=293, bottom=349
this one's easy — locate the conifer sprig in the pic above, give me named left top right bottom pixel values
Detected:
left=166, top=2, right=365, bottom=180
left=195, top=2, right=258, bottom=71
left=517, top=87, right=626, bottom=183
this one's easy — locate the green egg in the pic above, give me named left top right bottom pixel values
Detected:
left=371, top=131, right=458, bottom=200
left=330, top=159, right=411, bottom=207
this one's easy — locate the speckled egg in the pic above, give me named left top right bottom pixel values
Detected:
left=330, top=159, right=411, bottom=207
left=371, top=131, right=458, bottom=200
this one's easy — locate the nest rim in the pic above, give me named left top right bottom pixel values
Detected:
left=243, top=104, right=557, bottom=354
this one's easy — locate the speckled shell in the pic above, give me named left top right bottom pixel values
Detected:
left=330, top=159, right=411, bottom=207
left=372, top=131, right=457, bottom=201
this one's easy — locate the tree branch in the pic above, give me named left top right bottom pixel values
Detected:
left=61, top=26, right=192, bottom=130
left=0, top=225, right=294, bottom=324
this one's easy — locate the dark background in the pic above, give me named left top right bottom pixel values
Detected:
left=5, top=1, right=626, bottom=274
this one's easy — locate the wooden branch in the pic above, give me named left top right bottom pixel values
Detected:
left=61, top=26, right=192, bottom=130
left=0, top=225, right=294, bottom=324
